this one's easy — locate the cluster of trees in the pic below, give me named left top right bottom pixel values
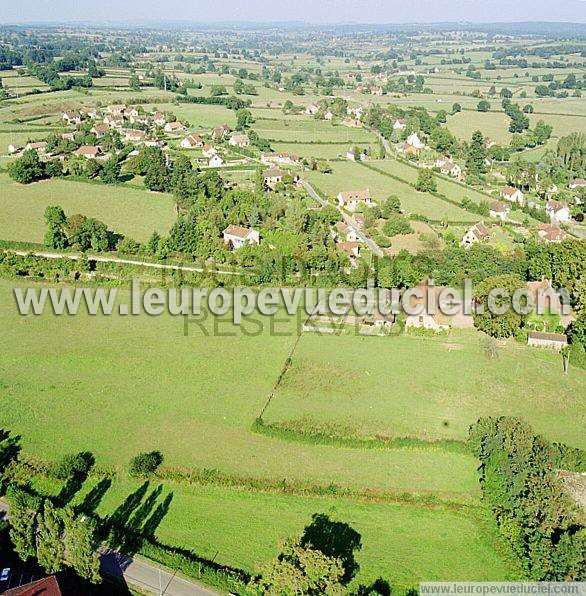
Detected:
left=469, top=417, right=585, bottom=580
left=44, top=205, right=119, bottom=252
left=8, top=486, right=101, bottom=583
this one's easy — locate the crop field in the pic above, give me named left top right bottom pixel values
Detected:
left=0, top=174, right=176, bottom=242
left=264, top=331, right=586, bottom=449
left=305, top=160, right=477, bottom=221
left=272, top=142, right=378, bottom=160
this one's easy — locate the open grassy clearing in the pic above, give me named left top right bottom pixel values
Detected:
left=305, top=160, right=477, bottom=221
left=0, top=279, right=480, bottom=498
left=366, top=158, right=494, bottom=207
left=446, top=111, right=512, bottom=144
left=254, top=118, right=375, bottom=143
left=0, top=173, right=176, bottom=242
left=265, top=331, right=586, bottom=449
left=29, top=475, right=509, bottom=591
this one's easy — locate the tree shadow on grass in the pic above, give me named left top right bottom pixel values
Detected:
left=105, top=482, right=174, bottom=555
left=77, top=478, right=113, bottom=515
left=300, top=512, right=363, bottom=584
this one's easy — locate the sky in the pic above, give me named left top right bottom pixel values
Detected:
left=1, top=0, right=585, bottom=25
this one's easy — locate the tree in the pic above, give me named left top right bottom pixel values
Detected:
left=44, top=206, right=69, bottom=250
left=466, top=130, right=487, bottom=175
left=36, top=501, right=65, bottom=574
left=144, top=159, right=170, bottom=192
left=383, top=215, right=412, bottom=237
left=236, top=108, right=254, bottom=130
left=7, top=487, right=37, bottom=562
left=473, top=274, right=526, bottom=338
left=415, top=169, right=437, bottom=192
left=62, top=509, right=101, bottom=583
left=8, top=150, right=45, bottom=184
left=249, top=540, right=345, bottom=595
left=451, top=102, right=462, bottom=114
left=99, top=156, right=121, bottom=184
left=53, top=451, right=94, bottom=480
left=477, top=100, right=491, bottom=112
left=129, top=451, right=164, bottom=476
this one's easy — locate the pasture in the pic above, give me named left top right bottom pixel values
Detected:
left=265, top=331, right=586, bottom=449
left=0, top=173, right=176, bottom=242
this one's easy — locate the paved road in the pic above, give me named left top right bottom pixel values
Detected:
left=300, top=179, right=384, bottom=257
left=0, top=501, right=217, bottom=596
left=100, top=548, right=217, bottom=596
left=6, top=249, right=244, bottom=277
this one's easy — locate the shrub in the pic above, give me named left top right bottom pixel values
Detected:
left=129, top=451, right=164, bottom=477
left=53, top=452, right=95, bottom=480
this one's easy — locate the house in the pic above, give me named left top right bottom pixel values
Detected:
left=370, top=308, right=395, bottom=329
left=124, top=129, right=146, bottom=143
left=103, top=114, right=123, bottom=128
left=490, top=200, right=510, bottom=221
left=370, top=85, right=383, bottom=96
left=526, top=277, right=563, bottom=314
left=501, top=186, right=525, bottom=205
left=324, top=110, right=334, bottom=121
left=7, top=144, right=23, bottom=153
left=91, top=123, right=110, bottom=138
left=406, top=132, right=424, bottom=149
left=569, top=178, right=586, bottom=190
left=208, top=154, right=224, bottom=167
left=127, top=107, right=140, bottom=118
left=229, top=134, right=250, bottom=147
left=62, top=111, right=81, bottom=125
left=223, top=225, right=260, bottom=249
left=352, top=214, right=365, bottom=229
left=545, top=199, right=570, bottom=224
left=527, top=331, right=567, bottom=351
left=263, top=167, right=284, bottom=189
left=4, top=575, right=62, bottom=596
left=305, top=103, right=319, bottom=115
left=164, top=121, right=184, bottom=134
left=202, top=145, right=217, bottom=158
left=346, top=147, right=366, bottom=161
left=25, top=141, right=47, bottom=153
left=107, top=104, right=126, bottom=115
left=152, top=112, right=166, bottom=126
left=461, top=222, right=490, bottom=248
left=336, top=241, right=361, bottom=260
left=211, top=124, right=231, bottom=140
left=347, top=106, right=364, bottom=119
left=80, top=107, right=97, bottom=119
left=337, top=189, right=375, bottom=212
left=342, top=117, right=362, bottom=128
left=129, top=113, right=149, bottom=125
left=435, top=157, right=461, bottom=178
left=74, top=145, right=101, bottom=159
left=334, top=221, right=359, bottom=242
left=61, top=132, right=75, bottom=141
left=404, top=277, right=474, bottom=331
left=393, top=118, right=406, bottom=130
left=537, top=224, right=567, bottom=243
left=180, top=134, right=203, bottom=149
left=261, top=152, right=300, bottom=166
left=144, top=138, right=166, bottom=148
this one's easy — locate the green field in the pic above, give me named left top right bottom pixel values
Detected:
left=0, top=280, right=480, bottom=498
left=0, top=174, right=176, bottom=242
left=305, top=160, right=477, bottom=221
left=264, top=331, right=586, bottom=449
left=29, top=475, right=509, bottom=591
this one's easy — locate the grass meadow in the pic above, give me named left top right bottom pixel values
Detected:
left=305, top=160, right=477, bottom=221
left=0, top=174, right=176, bottom=242
left=264, top=331, right=586, bottom=449
left=28, top=475, right=510, bottom=591
left=0, top=279, right=481, bottom=498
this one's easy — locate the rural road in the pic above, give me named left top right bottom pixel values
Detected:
left=300, top=179, right=384, bottom=257
left=0, top=501, right=217, bottom=595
